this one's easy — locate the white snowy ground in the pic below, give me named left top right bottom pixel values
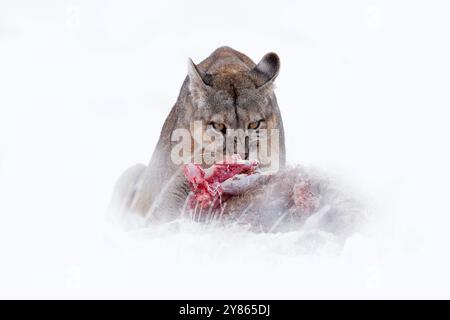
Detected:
left=1, top=0, right=450, bottom=299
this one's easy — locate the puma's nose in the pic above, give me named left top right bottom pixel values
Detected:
left=233, top=135, right=250, bottom=160
left=244, top=136, right=250, bottom=160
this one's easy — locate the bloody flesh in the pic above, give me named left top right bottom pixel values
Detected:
left=183, top=155, right=259, bottom=209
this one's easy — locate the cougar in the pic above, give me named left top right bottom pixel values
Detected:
left=111, top=46, right=286, bottom=222
left=110, top=46, right=362, bottom=237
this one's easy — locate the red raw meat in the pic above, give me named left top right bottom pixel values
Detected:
left=183, top=155, right=259, bottom=209
left=183, top=156, right=321, bottom=218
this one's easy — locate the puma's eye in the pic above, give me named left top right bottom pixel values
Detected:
left=248, top=120, right=262, bottom=130
left=211, top=122, right=226, bottom=133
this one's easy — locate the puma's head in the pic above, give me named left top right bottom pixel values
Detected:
left=184, top=49, right=284, bottom=170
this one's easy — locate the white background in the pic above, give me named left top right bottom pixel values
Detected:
left=1, top=0, right=449, bottom=298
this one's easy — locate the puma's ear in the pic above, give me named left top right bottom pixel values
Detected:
left=187, top=58, right=212, bottom=90
left=251, top=52, right=280, bottom=88
left=187, top=58, right=212, bottom=107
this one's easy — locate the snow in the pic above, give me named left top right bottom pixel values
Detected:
left=1, top=0, right=450, bottom=299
